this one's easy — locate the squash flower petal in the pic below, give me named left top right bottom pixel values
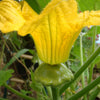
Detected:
left=79, top=11, right=100, bottom=26
left=0, top=0, right=100, bottom=64
left=0, top=0, right=25, bottom=33
left=23, top=0, right=100, bottom=64
left=18, top=1, right=39, bottom=36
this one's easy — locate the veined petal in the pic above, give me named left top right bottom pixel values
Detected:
left=0, top=0, right=25, bottom=33
left=18, top=1, right=39, bottom=36
left=21, top=1, right=38, bottom=20
left=18, top=0, right=78, bottom=36
left=30, top=0, right=79, bottom=64
left=41, top=0, right=78, bottom=21
left=19, top=0, right=100, bottom=65
left=78, top=10, right=100, bottom=26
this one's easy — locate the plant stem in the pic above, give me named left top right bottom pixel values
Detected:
left=46, top=86, right=52, bottom=99
left=88, top=64, right=94, bottom=83
left=3, top=84, right=34, bottom=100
left=80, top=34, right=84, bottom=85
left=88, top=26, right=97, bottom=84
left=59, top=46, right=100, bottom=95
left=51, top=87, right=60, bottom=100
left=80, top=34, right=87, bottom=100
left=68, top=76, right=100, bottom=100
left=89, top=87, right=100, bottom=100
left=42, top=87, right=47, bottom=96
left=86, top=68, right=89, bottom=83
left=0, top=41, right=5, bottom=70
left=9, top=39, right=18, bottom=52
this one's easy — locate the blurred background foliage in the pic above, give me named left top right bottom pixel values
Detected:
left=0, top=0, right=100, bottom=99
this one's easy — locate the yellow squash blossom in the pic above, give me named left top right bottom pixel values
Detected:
left=0, top=0, right=100, bottom=65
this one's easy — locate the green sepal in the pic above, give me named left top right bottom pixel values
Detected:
left=34, top=63, right=74, bottom=87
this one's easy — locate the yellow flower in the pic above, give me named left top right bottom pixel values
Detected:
left=0, top=0, right=100, bottom=64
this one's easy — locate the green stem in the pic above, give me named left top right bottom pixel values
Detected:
left=80, top=34, right=87, bottom=100
left=86, top=68, right=89, bottom=83
left=0, top=42, right=5, bottom=70
left=4, top=84, right=34, bottom=100
left=89, top=87, right=100, bottom=100
left=68, top=76, right=100, bottom=100
left=88, top=26, right=97, bottom=84
left=92, top=27, right=97, bottom=52
left=59, top=46, right=100, bottom=95
left=1, top=41, right=5, bottom=58
left=88, top=64, right=94, bottom=83
left=9, top=39, right=18, bottom=52
left=51, top=87, right=60, bottom=100
left=46, top=86, right=52, bottom=99
left=42, top=87, right=47, bottom=96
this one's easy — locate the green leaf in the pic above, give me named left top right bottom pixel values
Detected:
left=0, top=70, right=14, bottom=86
left=36, top=0, right=50, bottom=9
left=86, top=26, right=100, bottom=37
left=3, top=49, right=29, bottom=70
left=77, top=0, right=95, bottom=11
left=71, top=37, right=88, bottom=62
left=95, top=0, right=100, bottom=10
left=77, top=0, right=100, bottom=11
left=25, top=0, right=50, bottom=13
left=25, top=0, right=41, bottom=14
left=70, top=62, right=80, bottom=72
